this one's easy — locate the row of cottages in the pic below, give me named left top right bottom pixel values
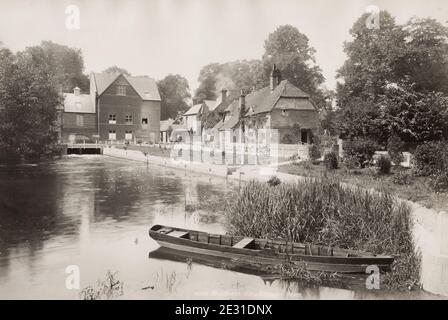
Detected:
left=203, top=66, right=321, bottom=153
left=62, top=72, right=161, bottom=144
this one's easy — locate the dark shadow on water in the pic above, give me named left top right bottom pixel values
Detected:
left=147, top=247, right=372, bottom=294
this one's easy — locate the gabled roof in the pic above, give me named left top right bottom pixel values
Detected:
left=63, top=93, right=95, bottom=113
left=183, top=100, right=216, bottom=116
left=243, top=80, right=311, bottom=115
left=91, top=72, right=161, bottom=101
left=184, top=103, right=203, bottom=116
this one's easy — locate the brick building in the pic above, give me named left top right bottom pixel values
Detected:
left=61, top=72, right=161, bottom=144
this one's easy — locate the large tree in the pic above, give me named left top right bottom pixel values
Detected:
left=26, top=41, right=90, bottom=93
left=0, top=46, right=60, bottom=161
left=262, top=25, right=326, bottom=109
left=336, top=11, right=448, bottom=144
left=103, top=65, right=131, bottom=76
left=157, top=74, right=191, bottom=120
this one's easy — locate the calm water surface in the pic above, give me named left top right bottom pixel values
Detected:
left=0, top=156, right=436, bottom=299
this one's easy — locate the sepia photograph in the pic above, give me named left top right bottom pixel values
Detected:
left=0, top=0, right=448, bottom=307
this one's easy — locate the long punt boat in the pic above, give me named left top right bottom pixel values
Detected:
left=149, top=224, right=394, bottom=273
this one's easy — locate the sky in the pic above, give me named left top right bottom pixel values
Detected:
left=0, top=0, right=447, bottom=93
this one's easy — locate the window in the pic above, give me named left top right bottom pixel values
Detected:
left=125, top=115, right=133, bottom=124
left=108, top=114, right=116, bottom=124
left=76, top=114, right=84, bottom=127
left=125, top=130, right=133, bottom=140
left=116, top=85, right=126, bottom=96
left=142, top=117, right=148, bottom=125
left=108, top=130, right=116, bottom=140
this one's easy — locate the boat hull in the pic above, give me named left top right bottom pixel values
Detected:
left=149, top=225, right=394, bottom=274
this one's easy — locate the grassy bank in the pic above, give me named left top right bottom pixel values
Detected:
left=279, top=161, right=448, bottom=212
left=225, top=178, right=421, bottom=290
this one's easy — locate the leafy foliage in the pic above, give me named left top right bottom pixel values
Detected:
left=413, top=141, right=448, bottom=176
left=308, top=144, right=321, bottom=162
left=157, top=74, right=191, bottom=120
left=0, top=46, right=60, bottom=161
left=323, top=151, right=338, bottom=170
left=103, top=65, right=131, bottom=76
left=387, top=135, right=405, bottom=165
left=267, top=175, right=281, bottom=187
left=343, top=138, right=379, bottom=168
left=336, top=12, right=448, bottom=146
left=393, top=170, right=413, bottom=186
left=377, top=155, right=392, bottom=175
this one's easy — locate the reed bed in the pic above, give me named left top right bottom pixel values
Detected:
left=225, top=178, right=420, bottom=290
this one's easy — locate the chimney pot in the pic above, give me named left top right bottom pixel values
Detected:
left=221, top=88, right=227, bottom=102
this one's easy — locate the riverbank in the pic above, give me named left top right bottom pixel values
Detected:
left=102, top=146, right=448, bottom=296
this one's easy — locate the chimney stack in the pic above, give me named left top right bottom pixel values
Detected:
left=74, top=87, right=81, bottom=96
left=270, top=64, right=281, bottom=91
left=221, top=88, right=227, bottom=103
left=239, top=89, right=246, bottom=116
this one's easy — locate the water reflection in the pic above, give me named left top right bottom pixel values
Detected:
left=0, top=156, right=439, bottom=299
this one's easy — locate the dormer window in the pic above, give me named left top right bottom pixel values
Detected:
left=116, top=85, right=126, bottom=96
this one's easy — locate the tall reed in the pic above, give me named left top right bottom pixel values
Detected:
left=225, top=178, right=420, bottom=290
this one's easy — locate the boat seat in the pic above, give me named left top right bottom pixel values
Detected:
left=159, top=227, right=173, bottom=234
left=169, top=230, right=189, bottom=238
left=232, top=237, right=255, bottom=249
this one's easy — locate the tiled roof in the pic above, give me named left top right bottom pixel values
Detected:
left=63, top=92, right=95, bottom=113
left=244, top=80, right=311, bottom=115
left=218, top=80, right=317, bottom=130
left=91, top=72, right=161, bottom=101
left=184, top=103, right=203, bottom=116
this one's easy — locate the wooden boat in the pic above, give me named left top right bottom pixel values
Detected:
left=149, top=224, right=394, bottom=273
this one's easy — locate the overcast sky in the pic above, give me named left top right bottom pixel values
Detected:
left=0, top=0, right=447, bottom=93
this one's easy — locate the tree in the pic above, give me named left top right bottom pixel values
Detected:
left=194, top=63, right=220, bottom=103
left=194, top=60, right=266, bottom=103
left=157, top=74, right=191, bottom=120
left=25, top=41, right=90, bottom=93
left=0, top=46, right=60, bottom=161
left=103, top=65, right=131, bottom=76
left=377, top=83, right=448, bottom=144
left=262, top=25, right=326, bottom=109
left=336, top=11, right=405, bottom=107
left=336, top=11, right=448, bottom=145
left=400, top=18, right=448, bottom=94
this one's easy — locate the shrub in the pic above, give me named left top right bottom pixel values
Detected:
left=377, top=155, right=392, bottom=175
left=308, top=144, right=322, bottom=162
left=267, top=176, right=281, bottom=187
left=413, top=141, right=448, bottom=176
left=323, top=151, right=338, bottom=170
left=430, top=170, right=448, bottom=192
left=393, top=171, right=413, bottom=185
left=387, top=136, right=405, bottom=165
left=343, top=137, right=379, bottom=168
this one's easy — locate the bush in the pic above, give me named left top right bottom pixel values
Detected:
left=377, top=155, right=392, bottom=175
left=393, top=171, right=413, bottom=185
left=387, top=136, right=405, bottom=165
left=430, top=170, right=448, bottom=192
left=267, top=176, right=281, bottom=187
left=308, top=144, right=322, bottom=162
left=413, top=141, right=448, bottom=176
left=323, top=151, right=338, bottom=170
left=343, top=137, right=379, bottom=168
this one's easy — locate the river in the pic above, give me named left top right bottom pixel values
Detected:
left=0, top=155, right=437, bottom=299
